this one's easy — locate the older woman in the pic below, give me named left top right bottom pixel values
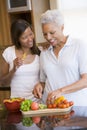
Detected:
left=33, top=9, right=87, bottom=106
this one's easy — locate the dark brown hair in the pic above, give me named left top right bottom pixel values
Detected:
left=11, top=19, right=40, bottom=55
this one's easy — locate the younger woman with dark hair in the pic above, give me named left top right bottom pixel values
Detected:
left=1, top=19, right=41, bottom=102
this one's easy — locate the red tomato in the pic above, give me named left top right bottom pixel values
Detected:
left=31, top=102, right=39, bottom=110
left=63, top=99, right=68, bottom=104
left=69, top=101, right=74, bottom=106
left=66, top=103, right=69, bottom=108
left=32, top=116, right=41, bottom=124
left=57, top=103, right=63, bottom=108
left=62, top=104, right=67, bottom=108
left=52, top=103, right=57, bottom=108
left=47, top=104, right=53, bottom=108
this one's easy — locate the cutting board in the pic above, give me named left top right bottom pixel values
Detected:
left=21, top=106, right=73, bottom=117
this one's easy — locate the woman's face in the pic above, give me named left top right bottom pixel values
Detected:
left=19, top=27, right=34, bottom=48
left=42, top=22, right=64, bottom=47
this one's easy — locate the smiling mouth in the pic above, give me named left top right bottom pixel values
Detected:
left=48, top=39, right=56, bottom=45
left=28, top=42, right=33, bottom=46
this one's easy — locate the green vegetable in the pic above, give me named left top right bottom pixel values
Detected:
left=20, top=99, right=32, bottom=111
left=39, top=104, right=47, bottom=109
left=22, top=117, right=33, bottom=126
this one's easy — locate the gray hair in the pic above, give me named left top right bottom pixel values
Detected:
left=40, top=9, right=64, bottom=26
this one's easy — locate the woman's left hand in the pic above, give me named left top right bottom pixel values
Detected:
left=46, top=89, right=62, bottom=104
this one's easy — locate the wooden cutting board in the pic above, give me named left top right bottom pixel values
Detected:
left=21, top=106, right=73, bottom=117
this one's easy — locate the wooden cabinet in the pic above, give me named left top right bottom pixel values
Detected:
left=0, top=0, right=50, bottom=48
left=31, top=0, right=50, bottom=44
left=0, top=87, right=10, bottom=103
left=0, top=0, right=11, bottom=48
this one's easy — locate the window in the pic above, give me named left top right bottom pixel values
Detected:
left=50, top=0, right=87, bottom=41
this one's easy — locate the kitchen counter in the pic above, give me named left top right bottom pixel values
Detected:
left=0, top=106, right=87, bottom=130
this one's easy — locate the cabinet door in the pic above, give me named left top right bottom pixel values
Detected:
left=0, top=0, right=11, bottom=47
left=0, top=0, right=50, bottom=47
left=31, top=0, right=50, bottom=44
left=0, top=90, right=10, bottom=103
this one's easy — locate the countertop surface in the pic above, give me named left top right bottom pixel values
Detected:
left=0, top=106, right=87, bottom=130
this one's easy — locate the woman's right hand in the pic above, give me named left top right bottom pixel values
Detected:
left=13, top=57, right=23, bottom=70
left=33, top=82, right=44, bottom=99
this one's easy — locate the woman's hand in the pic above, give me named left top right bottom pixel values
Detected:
left=13, top=57, right=23, bottom=70
left=46, top=89, right=62, bottom=104
left=33, top=82, right=44, bottom=99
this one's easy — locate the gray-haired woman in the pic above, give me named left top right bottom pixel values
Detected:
left=33, top=9, right=87, bottom=106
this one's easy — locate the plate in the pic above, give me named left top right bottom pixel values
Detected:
left=21, top=106, right=73, bottom=117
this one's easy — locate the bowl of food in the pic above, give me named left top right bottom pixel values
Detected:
left=3, top=98, right=25, bottom=112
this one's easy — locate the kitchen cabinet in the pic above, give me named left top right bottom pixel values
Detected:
left=31, top=0, right=50, bottom=44
left=0, top=87, right=10, bottom=104
left=0, top=0, right=50, bottom=48
left=0, top=0, right=11, bottom=48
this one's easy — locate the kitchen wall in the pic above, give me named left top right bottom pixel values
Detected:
left=50, top=0, right=87, bottom=41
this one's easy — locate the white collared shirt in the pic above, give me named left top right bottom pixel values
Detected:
left=40, top=36, right=87, bottom=106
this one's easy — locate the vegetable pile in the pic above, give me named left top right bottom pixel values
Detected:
left=20, top=99, right=47, bottom=111
left=20, top=96, right=74, bottom=112
left=47, top=96, right=74, bottom=109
